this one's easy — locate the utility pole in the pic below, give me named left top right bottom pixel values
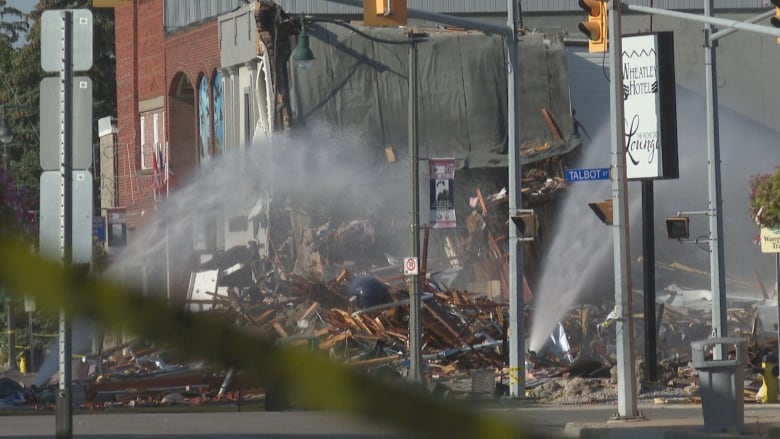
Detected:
left=607, top=0, right=638, bottom=419
left=506, top=0, right=525, bottom=399
left=406, top=31, right=423, bottom=384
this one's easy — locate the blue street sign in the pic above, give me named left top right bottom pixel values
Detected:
left=565, top=167, right=611, bottom=182
left=93, top=215, right=106, bottom=243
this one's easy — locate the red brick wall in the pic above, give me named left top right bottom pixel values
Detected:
left=115, top=1, right=220, bottom=231
left=115, top=0, right=164, bottom=230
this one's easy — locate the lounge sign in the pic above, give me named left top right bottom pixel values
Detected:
left=622, top=32, right=679, bottom=181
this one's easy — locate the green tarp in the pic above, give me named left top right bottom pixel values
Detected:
left=291, top=24, right=580, bottom=168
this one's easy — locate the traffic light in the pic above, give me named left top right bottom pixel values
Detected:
left=363, top=0, right=408, bottom=27
left=588, top=199, right=613, bottom=225
left=578, top=0, right=608, bottom=53
left=771, top=0, right=780, bottom=44
left=511, top=210, right=539, bottom=237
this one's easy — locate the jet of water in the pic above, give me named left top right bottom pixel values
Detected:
left=528, top=86, right=780, bottom=355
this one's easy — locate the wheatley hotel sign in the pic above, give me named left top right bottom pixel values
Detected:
left=622, top=32, right=679, bottom=181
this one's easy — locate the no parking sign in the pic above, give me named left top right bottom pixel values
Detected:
left=403, top=257, right=418, bottom=276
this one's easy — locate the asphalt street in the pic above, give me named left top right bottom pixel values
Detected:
left=1, top=403, right=776, bottom=439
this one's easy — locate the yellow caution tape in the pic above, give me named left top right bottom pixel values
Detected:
left=0, top=235, right=536, bottom=439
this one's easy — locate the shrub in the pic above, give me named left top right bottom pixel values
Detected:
left=750, top=167, right=780, bottom=229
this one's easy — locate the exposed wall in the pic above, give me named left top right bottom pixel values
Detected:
left=115, top=2, right=222, bottom=232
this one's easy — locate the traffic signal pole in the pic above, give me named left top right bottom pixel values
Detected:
left=702, top=0, right=728, bottom=361
left=605, top=0, right=638, bottom=419
left=622, top=3, right=780, bottom=361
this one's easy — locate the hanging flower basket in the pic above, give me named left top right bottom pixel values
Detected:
left=749, top=167, right=780, bottom=230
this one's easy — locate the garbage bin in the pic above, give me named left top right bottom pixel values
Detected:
left=691, top=337, right=747, bottom=432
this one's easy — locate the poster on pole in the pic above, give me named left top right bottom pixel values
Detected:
left=429, top=158, right=456, bottom=229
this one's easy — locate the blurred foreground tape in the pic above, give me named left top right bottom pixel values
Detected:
left=0, top=235, right=534, bottom=439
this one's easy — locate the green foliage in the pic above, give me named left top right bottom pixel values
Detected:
left=1, top=0, right=116, bottom=197
left=0, top=0, right=116, bottom=372
left=0, top=0, right=28, bottom=46
left=750, top=168, right=780, bottom=229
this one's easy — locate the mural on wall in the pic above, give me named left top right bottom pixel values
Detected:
left=213, top=71, right=225, bottom=155
left=198, top=75, right=212, bottom=163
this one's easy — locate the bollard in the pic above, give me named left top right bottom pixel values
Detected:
left=18, top=353, right=27, bottom=374
left=691, top=337, right=747, bottom=432
left=760, top=353, right=779, bottom=403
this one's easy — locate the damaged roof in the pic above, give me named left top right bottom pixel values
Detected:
left=291, top=24, right=581, bottom=168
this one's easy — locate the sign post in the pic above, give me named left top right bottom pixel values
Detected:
left=760, top=228, right=780, bottom=366
left=40, top=9, right=92, bottom=439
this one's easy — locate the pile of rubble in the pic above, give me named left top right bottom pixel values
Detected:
left=4, top=180, right=780, bottom=410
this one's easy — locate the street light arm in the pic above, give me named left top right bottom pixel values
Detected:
left=623, top=4, right=780, bottom=40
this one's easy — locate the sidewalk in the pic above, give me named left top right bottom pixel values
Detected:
left=481, top=400, right=780, bottom=438
left=559, top=404, right=780, bottom=439
left=5, top=368, right=780, bottom=438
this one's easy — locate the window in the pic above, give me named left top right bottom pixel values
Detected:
left=140, top=109, right=166, bottom=171
left=140, top=115, right=149, bottom=169
left=213, top=71, right=224, bottom=155
left=198, top=75, right=212, bottom=163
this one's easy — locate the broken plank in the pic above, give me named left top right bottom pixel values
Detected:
left=300, top=302, right=320, bottom=320
left=345, top=354, right=402, bottom=367
left=271, top=322, right=288, bottom=338
left=320, top=331, right=350, bottom=350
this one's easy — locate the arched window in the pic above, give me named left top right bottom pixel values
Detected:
left=197, top=74, right=212, bottom=163
left=212, top=71, right=225, bottom=155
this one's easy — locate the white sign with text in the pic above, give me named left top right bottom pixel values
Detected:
left=622, top=34, right=664, bottom=180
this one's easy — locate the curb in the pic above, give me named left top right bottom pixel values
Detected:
left=563, top=421, right=763, bottom=439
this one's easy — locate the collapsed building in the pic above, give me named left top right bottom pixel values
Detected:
left=20, top=1, right=773, bottom=409
left=48, top=3, right=591, bottom=406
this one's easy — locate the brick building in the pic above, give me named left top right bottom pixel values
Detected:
left=113, top=0, right=231, bottom=232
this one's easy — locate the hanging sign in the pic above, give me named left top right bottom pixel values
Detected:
left=622, top=32, right=679, bottom=181
left=760, top=228, right=780, bottom=253
left=430, top=158, right=456, bottom=229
